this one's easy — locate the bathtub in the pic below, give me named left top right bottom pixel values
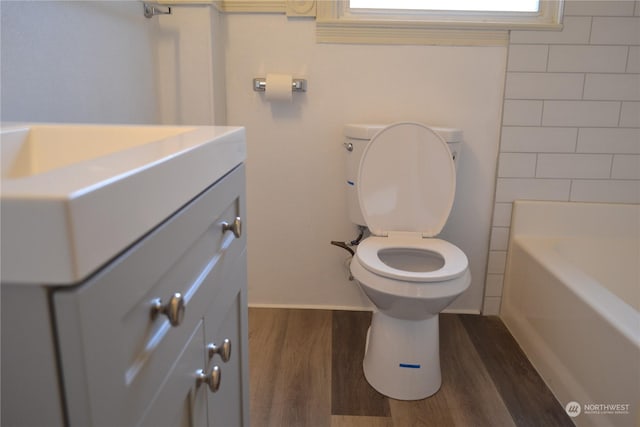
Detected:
left=501, top=201, right=639, bottom=427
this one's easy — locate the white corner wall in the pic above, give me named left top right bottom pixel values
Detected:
left=485, top=0, right=640, bottom=315
left=224, top=14, right=507, bottom=313
left=155, top=5, right=227, bottom=125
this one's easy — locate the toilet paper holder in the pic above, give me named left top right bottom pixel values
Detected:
left=253, top=78, right=307, bottom=93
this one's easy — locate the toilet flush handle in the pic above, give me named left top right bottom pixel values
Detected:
left=344, top=142, right=353, bottom=152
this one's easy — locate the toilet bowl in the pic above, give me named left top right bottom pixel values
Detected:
left=353, top=237, right=471, bottom=319
left=344, top=122, right=471, bottom=400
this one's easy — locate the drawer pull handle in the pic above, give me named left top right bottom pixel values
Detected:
left=196, top=366, right=221, bottom=393
left=151, top=292, right=185, bottom=327
left=222, top=217, right=242, bottom=239
left=207, top=339, right=231, bottom=363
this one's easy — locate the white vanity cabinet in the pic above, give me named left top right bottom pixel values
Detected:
left=137, top=254, right=248, bottom=427
left=1, top=164, right=249, bottom=427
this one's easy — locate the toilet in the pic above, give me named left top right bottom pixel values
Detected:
left=344, top=122, right=471, bottom=400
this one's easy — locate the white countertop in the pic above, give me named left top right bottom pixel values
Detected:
left=1, top=123, right=246, bottom=285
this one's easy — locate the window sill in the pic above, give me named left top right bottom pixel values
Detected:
left=217, top=0, right=564, bottom=46
left=316, top=21, right=512, bottom=46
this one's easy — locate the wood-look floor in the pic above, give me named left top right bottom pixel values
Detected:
left=248, top=308, right=574, bottom=427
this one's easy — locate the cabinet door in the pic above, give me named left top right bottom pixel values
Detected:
left=138, top=322, right=208, bottom=427
left=53, top=166, right=246, bottom=426
left=203, top=251, right=249, bottom=427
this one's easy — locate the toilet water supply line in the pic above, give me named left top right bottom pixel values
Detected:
left=331, top=226, right=367, bottom=280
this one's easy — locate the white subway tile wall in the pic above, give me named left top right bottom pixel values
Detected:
left=542, top=101, right=621, bottom=126
left=612, top=154, right=640, bottom=178
left=502, top=100, right=543, bottom=125
left=535, top=153, right=613, bottom=178
left=548, top=45, right=628, bottom=72
left=620, top=101, right=640, bottom=126
left=565, top=1, right=637, bottom=16
left=577, top=128, right=640, bottom=153
left=628, top=47, right=640, bottom=72
left=505, top=72, right=585, bottom=99
left=491, top=203, right=513, bottom=227
left=498, top=153, right=537, bottom=177
left=489, top=227, right=510, bottom=251
left=484, top=274, right=505, bottom=297
left=591, top=17, right=640, bottom=44
left=506, top=45, right=548, bottom=71
left=484, top=0, right=640, bottom=315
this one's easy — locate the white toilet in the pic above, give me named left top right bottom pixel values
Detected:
left=344, top=122, right=471, bottom=400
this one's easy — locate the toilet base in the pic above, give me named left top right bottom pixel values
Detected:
left=363, top=311, right=441, bottom=400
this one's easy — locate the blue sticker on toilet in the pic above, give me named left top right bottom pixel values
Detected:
left=399, top=363, right=421, bottom=369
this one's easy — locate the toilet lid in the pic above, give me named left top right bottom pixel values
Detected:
left=358, top=122, right=456, bottom=237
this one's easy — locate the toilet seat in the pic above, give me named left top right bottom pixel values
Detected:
left=355, top=122, right=467, bottom=283
left=356, top=236, right=468, bottom=282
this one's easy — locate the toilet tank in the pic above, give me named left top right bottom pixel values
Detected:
left=343, top=123, right=463, bottom=226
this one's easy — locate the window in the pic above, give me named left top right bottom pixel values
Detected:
left=349, top=0, right=540, bottom=13
left=316, top=0, right=564, bottom=46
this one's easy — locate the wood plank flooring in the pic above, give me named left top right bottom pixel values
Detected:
left=248, top=308, right=574, bottom=427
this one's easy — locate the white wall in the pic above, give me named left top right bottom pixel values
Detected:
left=1, top=1, right=161, bottom=124
left=485, top=0, right=640, bottom=315
left=224, top=14, right=507, bottom=312
left=156, top=5, right=227, bottom=125
left=0, top=1, right=222, bottom=126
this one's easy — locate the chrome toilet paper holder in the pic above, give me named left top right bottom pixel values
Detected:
left=253, top=78, right=307, bottom=93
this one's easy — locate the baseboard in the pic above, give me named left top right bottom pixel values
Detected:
left=248, top=303, right=373, bottom=312
left=443, top=308, right=482, bottom=315
left=248, top=303, right=481, bottom=315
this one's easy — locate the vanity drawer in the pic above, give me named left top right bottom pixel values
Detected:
left=138, top=251, right=249, bottom=427
left=136, top=321, right=208, bottom=427
left=54, top=165, right=246, bottom=427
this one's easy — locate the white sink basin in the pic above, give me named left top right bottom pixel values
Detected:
left=1, top=123, right=246, bottom=284
left=2, top=125, right=195, bottom=179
